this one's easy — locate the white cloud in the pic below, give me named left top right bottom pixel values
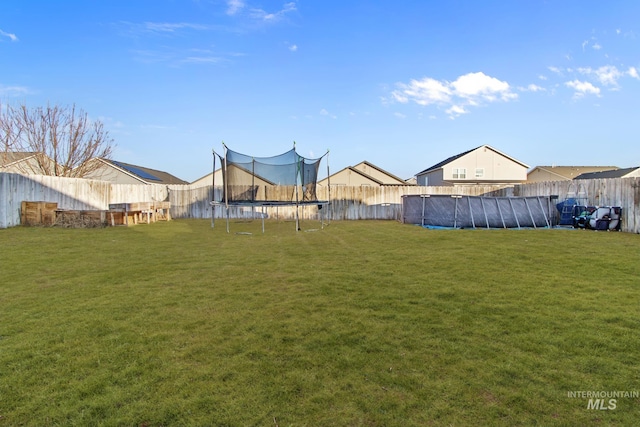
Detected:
left=320, top=108, right=336, bottom=119
left=548, top=66, right=563, bottom=75
left=392, top=77, right=451, bottom=106
left=578, top=65, right=624, bottom=87
left=391, top=72, right=516, bottom=118
left=249, top=2, right=296, bottom=23
left=0, top=84, right=30, bottom=97
left=181, top=56, right=224, bottom=64
left=519, top=84, right=545, bottom=92
left=226, top=0, right=245, bottom=16
left=592, top=43, right=602, bottom=50
left=445, top=105, right=467, bottom=118
left=565, top=80, right=600, bottom=98
left=288, top=44, right=298, bottom=52
left=142, top=22, right=209, bottom=33
left=0, top=29, right=18, bottom=42
left=452, top=72, right=517, bottom=101
left=627, top=67, right=639, bottom=79
left=394, top=112, right=406, bottom=119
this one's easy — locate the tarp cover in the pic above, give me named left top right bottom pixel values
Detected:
left=402, top=194, right=552, bottom=228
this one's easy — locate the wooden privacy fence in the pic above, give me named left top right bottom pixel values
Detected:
left=1, top=172, right=639, bottom=232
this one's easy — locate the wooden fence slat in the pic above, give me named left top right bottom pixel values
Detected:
left=1, top=173, right=638, bottom=232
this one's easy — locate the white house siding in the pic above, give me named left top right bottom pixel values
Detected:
left=444, top=148, right=527, bottom=183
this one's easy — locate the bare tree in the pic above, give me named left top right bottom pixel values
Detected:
left=1, top=102, right=114, bottom=177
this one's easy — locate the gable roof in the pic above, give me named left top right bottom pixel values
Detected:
left=319, top=160, right=413, bottom=186
left=574, top=166, right=640, bottom=180
left=528, top=166, right=619, bottom=180
left=352, top=161, right=409, bottom=185
left=0, top=151, right=38, bottom=167
left=417, top=145, right=529, bottom=175
left=101, top=159, right=188, bottom=184
left=417, top=147, right=476, bottom=175
left=322, top=165, right=385, bottom=185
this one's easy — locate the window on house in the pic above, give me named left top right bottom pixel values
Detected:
left=475, top=168, right=484, bottom=178
left=452, top=168, right=466, bottom=179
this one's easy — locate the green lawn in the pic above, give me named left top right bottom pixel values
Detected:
left=1, top=220, right=639, bottom=426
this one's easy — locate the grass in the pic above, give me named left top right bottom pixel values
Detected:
left=1, top=219, right=639, bottom=426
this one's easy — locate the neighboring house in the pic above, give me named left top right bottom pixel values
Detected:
left=404, top=176, right=417, bottom=185
left=318, top=161, right=410, bottom=187
left=84, top=158, right=188, bottom=185
left=191, top=169, right=221, bottom=187
left=191, top=165, right=275, bottom=188
left=0, top=151, right=54, bottom=175
left=415, top=145, right=529, bottom=186
left=574, top=166, right=640, bottom=180
left=527, top=166, right=618, bottom=183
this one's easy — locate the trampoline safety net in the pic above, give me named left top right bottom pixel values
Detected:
left=402, top=194, right=552, bottom=229
left=214, top=145, right=325, bottom=204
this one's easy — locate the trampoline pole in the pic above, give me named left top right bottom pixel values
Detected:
left=252, top=158, right=256, bottom=221
left=211, top=150, right=216, bottom=228
left=223, top=144, right=229, bottom=211
left=327, top=150, right=331, bottom=225
left=295, top=154, right=300, bottom=232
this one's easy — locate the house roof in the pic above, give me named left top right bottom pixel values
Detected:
left=416, top=145, right=529, bottom=175
left=574, top=166, right=640, bottom=180
left=320, top=160, right=412, bottom=186
left=322, top=165, right=385, bottom=185
left=0, top=151, right=38, bottom=167
left=417, top=147, right=476, bottom=175
left=528, top=166, right=618, bottom=180
left=353, top=160, right=409, bottom=185
left=102, top=159, right=188, bottom=184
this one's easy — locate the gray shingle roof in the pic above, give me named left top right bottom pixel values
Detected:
left=574, top=167, right=639, bottom=180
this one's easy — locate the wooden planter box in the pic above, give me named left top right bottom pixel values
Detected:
left=21, top=201, right=58, bottom=226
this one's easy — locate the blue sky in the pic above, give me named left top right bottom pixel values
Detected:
left=2, top=1, right=639, bottom=182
